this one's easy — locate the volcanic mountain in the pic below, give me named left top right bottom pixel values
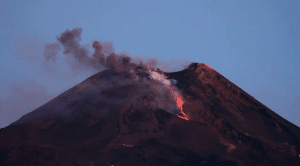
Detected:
left=0, top=63, right=300, bottom=166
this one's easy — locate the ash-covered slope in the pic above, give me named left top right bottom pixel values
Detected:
left=0, top=63, right=300, bottom=166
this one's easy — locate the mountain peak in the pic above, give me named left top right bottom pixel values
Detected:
left=1, top=62, right=300, bottom=166
left=187, top=62, right=210, bottom=69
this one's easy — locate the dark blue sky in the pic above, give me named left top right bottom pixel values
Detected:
left=0, top=0, right=299, bottom=128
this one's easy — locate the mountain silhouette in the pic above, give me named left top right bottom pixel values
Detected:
left=0, top=63, right=299, bottom=166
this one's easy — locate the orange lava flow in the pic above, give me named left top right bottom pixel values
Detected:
left=147, top=65, right=190, bottom=120
left=170, top=87, right=190, bottom=120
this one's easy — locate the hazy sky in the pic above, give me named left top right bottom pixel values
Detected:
left=0, top=0, right=299, bottom=128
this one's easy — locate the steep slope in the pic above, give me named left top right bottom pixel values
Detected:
left=164, top=63, right=300, bottom=165
left=0, top=63, right=299, bottom=166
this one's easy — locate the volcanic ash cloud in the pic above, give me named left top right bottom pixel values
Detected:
left=43, top=27, right=189, bottom=119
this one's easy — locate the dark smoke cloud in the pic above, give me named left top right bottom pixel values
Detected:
left=56, top=28, right=99, bottom=71
left=44, top=27, right=191, bottom=74
left=92, top=41, right=105, bottom=64
left=43, top=42, right=61, bottom=62
left=53, top=27, right=137, bottom=73
left=54, top=27, right=159, bottom=74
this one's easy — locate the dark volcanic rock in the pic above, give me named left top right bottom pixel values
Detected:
left=0, top=63, right=300, bottom=166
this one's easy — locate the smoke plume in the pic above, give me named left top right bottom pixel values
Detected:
left=43, top=42, right=61, bottom=62
left=43, top=27, right=189, bottom=117
left=1, top=27, right=191, bottom=129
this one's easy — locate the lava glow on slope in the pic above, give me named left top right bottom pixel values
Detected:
left=170, top=87, right=190, bottom=120
left=146, top=63, right=190, bottom=120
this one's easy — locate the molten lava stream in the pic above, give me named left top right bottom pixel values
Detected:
left=170, top=87, right=190, bottom=120
left=147, top=64, right=190, bottom=121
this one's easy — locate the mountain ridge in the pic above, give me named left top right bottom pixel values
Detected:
left=1, top=62, right=299, bottom=166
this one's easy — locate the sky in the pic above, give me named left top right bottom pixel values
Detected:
left=0, top=0, right=299, bottom=128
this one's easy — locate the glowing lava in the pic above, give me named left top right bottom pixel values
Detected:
left=146, top=62, right=190, bottom=121
left=170, top=87, right=190, bottom=120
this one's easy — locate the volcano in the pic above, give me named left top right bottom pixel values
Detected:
left=0, top=63, right=300, bottom=166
